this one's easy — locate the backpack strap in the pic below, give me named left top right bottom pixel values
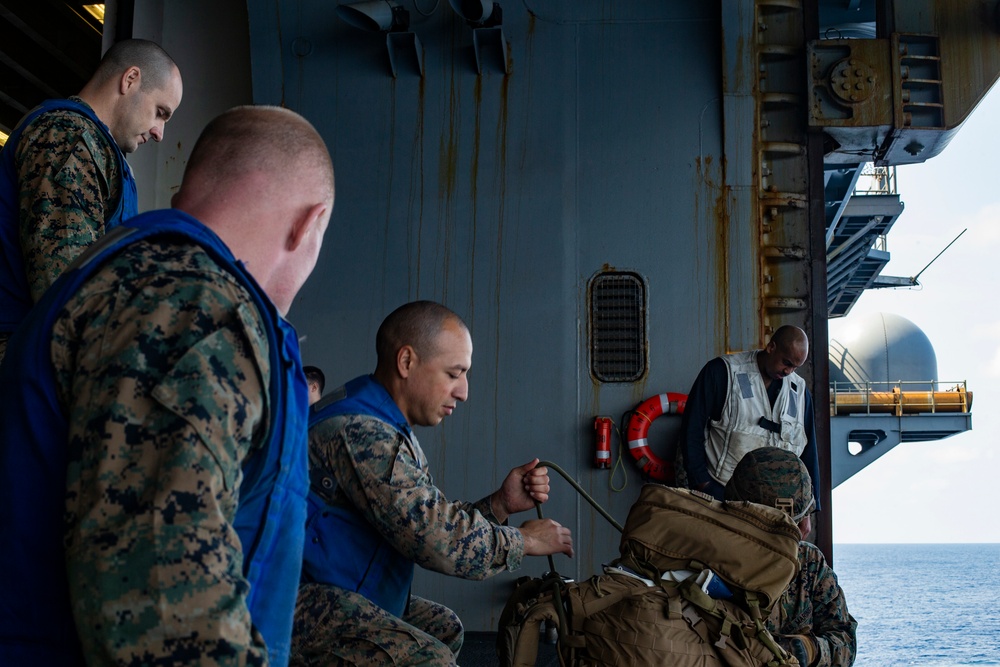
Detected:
left=497, top=576, right=566, bottom=667
left=744, top=590, right=795, bottom=666
left=676, top=582, right=797, bottom=667
left=677, top=577, right=740, bottom=650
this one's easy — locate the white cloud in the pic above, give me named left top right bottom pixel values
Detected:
left=920, top=442, right=984, bottom=464
left=968, top=204, right=1000, bottom=244
left=988, top=347, right=1000, bottom=377
left=971, top=320, right=1000, bottom=338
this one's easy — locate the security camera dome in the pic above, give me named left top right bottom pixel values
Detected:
left=828, top=312, right=938, bottom=388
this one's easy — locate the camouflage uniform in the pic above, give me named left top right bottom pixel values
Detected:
left=292, top=414, right=526, bottom=666
left=52, top=238, right=273, bottom=665
left=768, top=542, right=858, bottom=667
left=0, top=97, right=122, bottom=362
left=725, top=448, right=856, bottom=667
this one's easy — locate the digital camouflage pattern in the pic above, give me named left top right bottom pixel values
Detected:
left=292, top=586, right=462, bottom=666
left=726, top=448, right=855, bottom=666
left=769, top=542, right=858, bottom=667
left=18, top=99, right=122, bottom=301
left=52, top=238, right=273, bottom=665
left=294, top=414, right=526, bottom=664
left=0, top=98, right=123, bottom=364
left=725, top=446, right=816, bottom=522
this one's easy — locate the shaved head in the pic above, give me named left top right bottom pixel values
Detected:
left=173, top=105, right=335, bottom=315
left=92, top=39, right=178, bottom=92
left=374, top=301, right=473, bottom=426
left=770, top=325, right=808, bottom=354
left=376, top=301, right=468, bottom=368
left=183, top=105, right=334, bottom=201
left=757, top=325, right=809, bottom=384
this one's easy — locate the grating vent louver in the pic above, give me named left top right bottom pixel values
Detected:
left=590, top=271, right=647, bottom=383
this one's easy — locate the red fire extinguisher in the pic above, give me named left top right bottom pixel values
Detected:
left=593, top=416, right=612, bottom=469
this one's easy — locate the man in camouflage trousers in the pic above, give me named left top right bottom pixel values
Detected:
left=0, top=106, right=334, bottom=666
left=726, top=447, right=858, bottom=667
left=0, top=38, right=183, bottom=362
left=292, top=300, right=574, bottom=666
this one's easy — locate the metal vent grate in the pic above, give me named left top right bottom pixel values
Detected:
left=590, top=272, right=647, bottom=383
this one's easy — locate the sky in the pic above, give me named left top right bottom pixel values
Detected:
left=830, top=85, right=1000, bottom=544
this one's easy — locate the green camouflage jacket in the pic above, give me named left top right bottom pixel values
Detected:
left=0, top=97, right=123, bottom=363
left=308, top=413, right=525, bottom=580
left=769, top=541, right=858, bottom=667
left=52, top=238, right=272, bottom=666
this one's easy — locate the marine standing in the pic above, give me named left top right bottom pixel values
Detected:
left=0, top=38, right=183, bottom=362
left=0, top=105, right=334, bottom=666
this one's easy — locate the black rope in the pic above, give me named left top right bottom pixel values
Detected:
left=531, top=459, right=623, bottom=665
left=535, top=459, right=624, bottom=533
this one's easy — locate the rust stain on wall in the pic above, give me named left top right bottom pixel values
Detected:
left=384, top=80, right=397, bottom=303
left=695, top=151, right=731, bottom=356
left=409, top=75, right=427, bottom=299
left=713, top=169, right=731, bottom=355
left=492, top=61, right=512, bottom=433
left=469, top=76, right=483, bottom=325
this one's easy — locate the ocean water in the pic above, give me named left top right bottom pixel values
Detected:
left=834, top=544, right=1000, bottom=666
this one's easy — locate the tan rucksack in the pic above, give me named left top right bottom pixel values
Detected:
left=618, top=483, right=801, bottom=614
left=497, top=485, right=802, bottom=667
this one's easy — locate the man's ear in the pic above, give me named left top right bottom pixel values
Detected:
left=287, top=203, right=328, bottom=251
left=397, top=345, right=416, bottom=378
left=119, top=66, right=141, bottom=95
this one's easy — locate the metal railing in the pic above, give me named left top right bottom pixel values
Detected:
left=829, top=380, right=971, bottom=416
left=853, top=164, right=898, bottom=196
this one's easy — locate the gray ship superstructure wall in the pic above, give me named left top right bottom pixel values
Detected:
left=243, top=1, right=764, bottom=628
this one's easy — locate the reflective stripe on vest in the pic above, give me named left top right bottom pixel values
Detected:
left=705, top=350, right=808, bottom=486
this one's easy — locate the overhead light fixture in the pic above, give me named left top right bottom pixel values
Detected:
left=336, top=0, right=410, bottom=32
left=82, top=4, right=106, bottom=24
left=449, top=0, right=502, bottom=28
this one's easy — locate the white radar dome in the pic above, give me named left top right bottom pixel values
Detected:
left=828, top=312, right=937, bottom=387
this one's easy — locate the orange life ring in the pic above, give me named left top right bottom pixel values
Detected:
left=625, top=393, right=687, bottom=482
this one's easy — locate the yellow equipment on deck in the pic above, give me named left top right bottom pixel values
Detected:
left=830, top=381, right=972, bottom=417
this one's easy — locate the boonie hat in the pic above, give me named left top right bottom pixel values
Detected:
left=724, top=447, right=815, bottom=522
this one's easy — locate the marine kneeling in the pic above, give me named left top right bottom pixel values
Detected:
left=292, top=300, right=574, bottom=666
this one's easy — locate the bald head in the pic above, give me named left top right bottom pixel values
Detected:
left=757, top=325, right=809, bottom=384
left=770, top=325, right=808, bottom=352
left=375, top=301, right=468, bottom=371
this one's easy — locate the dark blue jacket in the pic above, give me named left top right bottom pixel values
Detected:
left=303, top=375, right=416, bottom=617
left=0, top=210, right=308, bottom=666
left=0, top=98, right=138, bottom=334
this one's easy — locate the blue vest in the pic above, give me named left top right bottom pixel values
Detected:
left=0, top=210, right=308, bottom=666
left=303, top=374, right=416, bottom=617
left=0, top=98, right=138, bottom=333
